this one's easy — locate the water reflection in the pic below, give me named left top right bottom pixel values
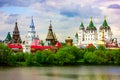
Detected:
left=0, top=66, right=120, bottom=80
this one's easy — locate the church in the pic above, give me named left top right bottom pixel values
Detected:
left=75, top=16, right=113, bottom=47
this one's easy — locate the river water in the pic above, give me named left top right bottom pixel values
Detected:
left=0, top=66, right=120, bottom=80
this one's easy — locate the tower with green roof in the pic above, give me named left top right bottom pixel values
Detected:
left=4, top=32, right=12, bottom=44
left=86, top=17, right=97, bottom=41
left=99, top=16, right=110, bottom=30
left=86, top=17, right=96, bottom=30
left=98, top=16, right=112, bottom=41
left=78, top=22, right=85, bottom=44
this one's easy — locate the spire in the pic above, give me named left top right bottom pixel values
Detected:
left=87, top=17, right=96, bottom=30
left=49, top=20, right=52, bottom=29
left=46, top=20, right=56, bottom=45
left=14, top=19, right=19, bottom=32
left=75, top=32, right=78, bottom=39
left=79, top=22, right=85, bottom=30
left=102, top=16, right=108, bottom=27
left=11, top=20, right=22, bottom=43
left=4, top=32, right=12, bottom=43
left=89, top=17, right=94, bottom=28
left=80, top=22, right=84, bottom=27
left=30, top=16, right=35, bottom=28
left=75, top=32, right=78, bottom=42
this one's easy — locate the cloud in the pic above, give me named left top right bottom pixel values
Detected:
left=5, top=14, right=19, bottom=24
left=60, top=4, right=102, bottom=18
left=0, top=0, right=120, bottom=42
left=0, top=0, right=46, bottom=7
left=108, top=4, right=120, bottom=9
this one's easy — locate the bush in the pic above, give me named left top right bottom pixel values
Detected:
left=15, top=52, right=26, bottom=62
left=0, top=43, right=16, bottom=66
left=84, top=52, right=97, bottom=64
left=55, top=47, right=75, bottom=65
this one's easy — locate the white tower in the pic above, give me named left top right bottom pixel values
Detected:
left=78, top=22, right=85, bottom=45
left=98, top=16, right=112, bottom=41
left=23, top=16, right=36, bottom=52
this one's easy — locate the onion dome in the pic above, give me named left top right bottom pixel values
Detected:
left=86, top=17, right=96, bottom=30
left=79, top=22, right=85, bottom=30
left=99, top=16, right=111, bottom=30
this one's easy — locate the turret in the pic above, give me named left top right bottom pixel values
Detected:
left=78, top=22, right=85, bottom=45
left=79, top=22, right=85, bottom=30
left=99, top=16, right=111, bottom=30
left=85, top=17, right=97, bottom=41
left=11, top=19, right=22, bottom=44
left=46, top=20, right=56, bottom=45
left=4, top=32, right=12, bottom=44
left=86, top=17, right=96, bottom=30
left=98, top=16, right=112, bottom=41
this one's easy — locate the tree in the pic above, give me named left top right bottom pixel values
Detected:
left=0, top=43, right=16, bottom=66
left=55, top=47, right=75, bottom=65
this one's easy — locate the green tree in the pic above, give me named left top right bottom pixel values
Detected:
left=0, top=43, right=16, bottom=66
left=15, top=52, right=26, bottom=62
left=56, top=47, right=75, bottom=65
left=112, top=49, right=120, bottom=64
left=25, top=54, right=36, bottom=66
left=84, top=52, right=97, bottom=64
left=34, top=51, right=43, bottom=64
left=41, top=50, right=54, bottom=64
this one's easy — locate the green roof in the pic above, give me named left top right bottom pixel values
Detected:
left=102, top=16, right=108, bottom=27
left=4, top=32, right=12, bottom=42
left=80, top=22, right=84, bottom=28
left=88, top=17, right=96, bottom=29
left=75, top=32, right=78, bottom=39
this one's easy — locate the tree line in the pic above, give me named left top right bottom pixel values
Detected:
left=0, top=43, right=120, bottom=66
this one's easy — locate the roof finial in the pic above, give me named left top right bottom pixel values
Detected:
left=31, top=16, right=33, bottom=20
left=90, top=17, right=92, bottom=21
left=104, top=16, right=106, bottom=20
left=16, top=19, right=17, bottom=22
left=50, top=20, right=52, bottom=25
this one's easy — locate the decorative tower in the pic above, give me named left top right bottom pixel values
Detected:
left=4, top=32, right=12, bottom=44
left=74, top=32, right=78, bottom=46
left=23, top=16, right=36, bottom=52
left=11, top=20, right=22, bottom=44
left=78, top=22, right=85, bottom=45
left=26, top=16, right=36, bottom=46
left=99, top=16, right=112, bottom=41
left=46, top=20, right=56, bottom=45
left=86, top=17, right=97, bottom=41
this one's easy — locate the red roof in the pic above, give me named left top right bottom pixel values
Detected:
left=7, top=44, right=22, bottom=49
left=31, top=45, right=53, bottom=50
left=55, top=41, right=62, bottom=48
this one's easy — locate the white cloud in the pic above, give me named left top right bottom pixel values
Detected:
left=0, top=0, right=120, bottom=43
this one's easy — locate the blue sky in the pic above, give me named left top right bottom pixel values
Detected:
left=0, top=0, right=120, bottom=42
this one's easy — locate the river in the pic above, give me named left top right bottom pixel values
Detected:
left=0, top=66, right=120, bottom=80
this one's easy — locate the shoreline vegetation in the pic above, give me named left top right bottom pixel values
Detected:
left=0, top=43, right=120, bottom=67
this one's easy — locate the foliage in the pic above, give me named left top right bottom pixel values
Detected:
left=1, top=43, right=120, bottom=66
left=15, top=52, right=26, bottom=62
left=55, top=46, right=75, bottom=65
left=0, top=43, right=16, bottom=66
left=25, top=54, right=36, bottom=66
left=85, top=44, right=96, bottom=52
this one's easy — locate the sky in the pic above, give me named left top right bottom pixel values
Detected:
left=0, top=0, right=120, bottom=42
